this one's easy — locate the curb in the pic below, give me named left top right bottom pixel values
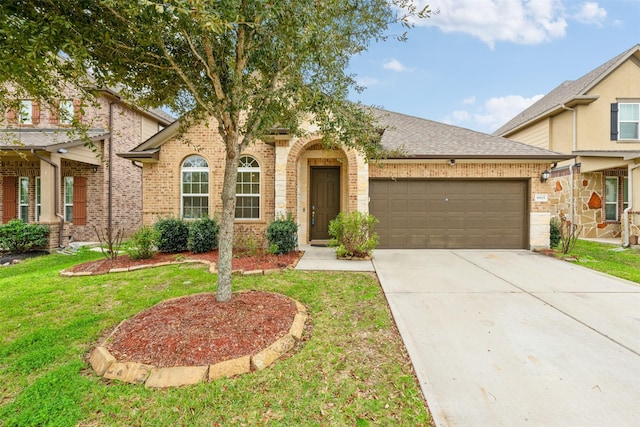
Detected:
left=89, top=293, right=308, bottom=388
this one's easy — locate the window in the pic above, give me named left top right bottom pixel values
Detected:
left=59, top=100, right=74, bottom=125
left=18, top=177, right=29, bottom=222
left=19, top=100, right=32, bottom=124
left=35, top=177, right=41, bottom=222
left=235, top=156, right=260, bottom=219
left=64, top=177, right=74, bottom=222
left=605, top=176, right=629, bottom=221
left=619, top=103, right=640, bottom=140
left=181, top=155, right=209, bottom=219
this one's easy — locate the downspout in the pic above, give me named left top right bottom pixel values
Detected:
left=561, top=104, right=577, bottom=227
left=31, top=149, right=65, bottom=248
left=622, top=163, right=640, bottom=247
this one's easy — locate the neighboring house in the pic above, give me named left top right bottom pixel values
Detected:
left=494, top=44, right=640, bottom=243
left=119, top=108, right=569, bottom=250
left=1, top=88, right=174, bottom=248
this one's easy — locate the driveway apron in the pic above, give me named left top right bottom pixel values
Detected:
left=373, top=250, right=640, bottom=427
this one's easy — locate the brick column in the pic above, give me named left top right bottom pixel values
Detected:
left=274, top=139, right=291, bottom=217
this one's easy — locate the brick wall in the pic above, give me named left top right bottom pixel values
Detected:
left=141, top=120, right=276, bottom=244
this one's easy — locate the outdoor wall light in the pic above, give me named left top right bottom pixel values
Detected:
left=57, top=148, right=68, bottom=154
left=449, top=159, right=456, bottom=166
left=540, top=169, right=551, bottom=182
left=92, top=166, right=99, bottom=173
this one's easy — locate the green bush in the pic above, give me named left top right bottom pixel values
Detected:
left=128, top=226, right=158, bottom=260
left=550, top=217, right=561, bottom=249
left=0, top=219, right=50, bottom=253
left=187, top=217, right=219, bottom=254
left=328, top=211, right=379, bottom=258
left=154, top=218, right=189, bottom=252
left=266, top=213, right=298, bottom=254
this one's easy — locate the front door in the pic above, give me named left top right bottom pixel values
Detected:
left=310, top=167, right=340, bottom=240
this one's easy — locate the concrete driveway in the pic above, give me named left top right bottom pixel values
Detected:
left=373, top=250, right=640, bottom=427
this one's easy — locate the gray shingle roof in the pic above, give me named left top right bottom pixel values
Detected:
left=0, top=129, right=108, bottom=148
left=494, top=44, right=640, bottom=136
left=372, top=108, right=569, bottom=159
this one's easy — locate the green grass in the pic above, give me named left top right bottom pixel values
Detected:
left=0, top=249, right=430, bottom=426
left=561, top=239, right=640, bottom=284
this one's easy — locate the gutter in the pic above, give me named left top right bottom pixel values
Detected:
left=561, top=104, right=577, bottom=228
left=30, top=149, right=65, bottom=248
left=623, top=163, right=640, bottom=247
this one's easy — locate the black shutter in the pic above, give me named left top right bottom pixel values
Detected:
left=611, top=103, right=618, bottom=140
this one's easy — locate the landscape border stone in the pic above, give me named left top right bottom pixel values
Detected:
left=88, top=292, right=308, bottom=388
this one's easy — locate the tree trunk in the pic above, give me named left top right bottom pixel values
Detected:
left=216, top=139, right=240, bottom=302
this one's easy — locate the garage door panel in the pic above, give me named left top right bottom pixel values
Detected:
left=370, top=179, right=528, bottom=249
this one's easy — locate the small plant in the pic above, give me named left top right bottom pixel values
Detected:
left=128, top=226, right=158, bottom=260
left=557, top=214, right=582, bottom=255
left=0, top=219, right=49, bottom=253
left=266, top=213, right=298, bottom=254
left=328, top=211, right=379, bottom=258
left=550, top=217, right=561, bottom=248
left=154, top=218, right=189, bottom=252
left=233, top=232, right=261, bottom=257
left=187, top=217, right=220, bottom=253
left=93, top=225, right=124, bottom=260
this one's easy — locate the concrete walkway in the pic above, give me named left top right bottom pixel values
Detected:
left=295, top=244, right=375, bottom=272
left=373, top=250, right=640, bottom=427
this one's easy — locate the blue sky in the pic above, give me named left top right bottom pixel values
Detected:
left=348, top=0, right=640, bottom=134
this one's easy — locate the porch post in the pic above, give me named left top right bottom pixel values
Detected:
left=38, top=154, right=61, bottom=223
left=274, top=139, right=290, bottom=217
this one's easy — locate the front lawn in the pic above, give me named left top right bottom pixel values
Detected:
left=0, top=249, right=430, bottom=426
left=565, top=239, right=640, bottom=284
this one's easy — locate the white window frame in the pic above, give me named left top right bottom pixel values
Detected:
left=235, top=155, right=260, bottom=220
left=64, top=176, right=74, bottom=222
left=181, top=155, right=209, bottom=219
left=35, top=177, right=41, bottom=222
left=18, top=177, right=29, bottom=222
left=19, top=100, right=32, bottom=124
left=59, top=99, right=74, bottom=125
left=618, top=103, right=640, bottom=140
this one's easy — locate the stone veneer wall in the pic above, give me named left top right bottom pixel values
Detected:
left=548, top=168, right=622, bottom=239
left=369, top=161, right=553, bottom=249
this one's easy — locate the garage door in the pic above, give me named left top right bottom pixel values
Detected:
left=370, top=179, right=528, bottom=249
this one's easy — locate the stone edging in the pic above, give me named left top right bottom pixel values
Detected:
left=88, top=293, right=308, bottom=388
left=60, top=258, right=289, bottom=277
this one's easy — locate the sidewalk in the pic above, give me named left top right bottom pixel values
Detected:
left=295, top=244, right=375, bottom=272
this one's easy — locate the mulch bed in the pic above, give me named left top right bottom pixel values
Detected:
left=105, top=291, right=299, bottom=367
left=69, top=249, right=303, bottom=274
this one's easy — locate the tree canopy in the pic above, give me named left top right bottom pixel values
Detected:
left=1, top=0, right=430, bottom=301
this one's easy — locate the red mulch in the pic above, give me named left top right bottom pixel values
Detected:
left=78, top=251, right=305, bottom=370
left=70, top=249, right=302, bottom=274
left=105, top=291, right=299, bottom=368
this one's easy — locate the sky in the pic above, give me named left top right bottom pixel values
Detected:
left=347, top=0, right=640, bottom=134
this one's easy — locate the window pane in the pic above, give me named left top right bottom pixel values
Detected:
left=620, top=122, right=639, bottom=139
left=65, top=206, right=73, bottom=223
left=605, top=204, right=617, bottom=221
left=59, top=100, right=74, bottom=124
left=605, top=177, right=618, bottom=203
left=619, top=104, right=639, bottom=121
left=19, top=177, right=28, bottom=204
left=19, top=100, right=32, bottom=124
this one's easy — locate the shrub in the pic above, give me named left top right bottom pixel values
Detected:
left=266, top=214, right=298, bottom=254
left=233, top=232, right=261, bottom=257
left=187, top=217, right=219, bottom=253
left=0, top=219, right=50, bottom=253
left=154, top=218, right=189, bottom=252
left=550, top=217, right=561, bottom=249
left=128, top=226, right=158, bottom=260
left=328, top=211, right=379, bottom=258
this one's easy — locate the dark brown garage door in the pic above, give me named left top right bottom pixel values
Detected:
left=370, top=179, right=528, bottom=249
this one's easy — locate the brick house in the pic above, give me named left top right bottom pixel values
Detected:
left=495, top=45, right=640, bottom=244
left=120, top=108, right=570, bottom=250
left=1, top=88, right=174, bottom=248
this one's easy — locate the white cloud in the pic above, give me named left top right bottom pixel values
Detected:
left=410, top=0, right=568, bottom=48
left=355, top=76, right=381, bottom=88
left=444, top=94, right=544, bottom=132
left=574, top=2, right=607, bottom=26
left=462, top=95, right=476, bottom=105
left=383, top=59, right=410, bottom=72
